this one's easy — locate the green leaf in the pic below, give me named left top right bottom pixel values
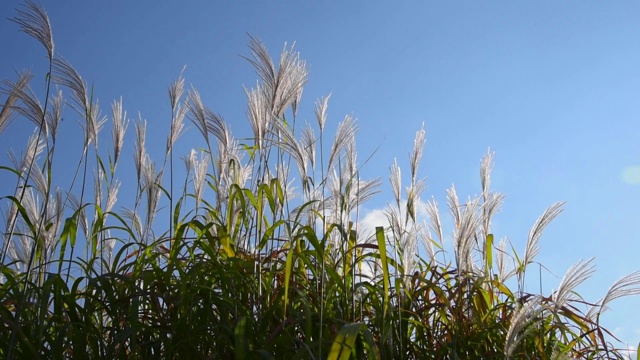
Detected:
left=235, top=316, right=248, bottom=360
left=217, top=224, right=235, bottom=257
left=257, top=219, right=285, bottom=250
left=0, top=165, right=21, bottom=177
left=485, top=233, right=494, bottom=274
left=90, top=205, right=104, bottom=258
left=58, top=216, right=78, bottom=268
left=375, top=226, right=390, bottom=318
left=328, top=323, right=364, bottom=360
left=173, top=196, right=183, bottom=230
left=3, top=195, right=36, bottom=234
left=283, top=240, right=295, bottom=318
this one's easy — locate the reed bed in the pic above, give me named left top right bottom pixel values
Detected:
left=1, top=2, right=639, bottom=359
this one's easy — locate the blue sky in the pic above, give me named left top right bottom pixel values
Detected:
left=2, top=0, right=640, bottom=351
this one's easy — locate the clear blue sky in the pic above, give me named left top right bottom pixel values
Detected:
left=2, top=0, right=640, bottom=350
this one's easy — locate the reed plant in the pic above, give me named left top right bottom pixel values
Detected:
left=1, top=1, right=639, bottom=359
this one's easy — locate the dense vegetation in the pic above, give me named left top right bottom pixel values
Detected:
left=1, top=2, right=639, bottom=359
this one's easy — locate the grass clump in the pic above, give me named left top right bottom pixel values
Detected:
left=1, top=1, right=639, bottom=359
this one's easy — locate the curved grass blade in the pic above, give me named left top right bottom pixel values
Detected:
left=327, top=322, right=364, bottom=360
left=375, top=226, right=390, bottom=318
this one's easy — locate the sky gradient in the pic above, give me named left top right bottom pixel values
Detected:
left=2, top=0, right=640, bottom=352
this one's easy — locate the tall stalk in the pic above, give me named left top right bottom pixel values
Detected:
left=4, top=2, right=55, bottom=357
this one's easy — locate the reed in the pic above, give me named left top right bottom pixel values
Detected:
left=1, top=1, right=639, bottom=359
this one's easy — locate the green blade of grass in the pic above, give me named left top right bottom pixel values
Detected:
left=375, top=226, right=390, bottom=318
left=485, top=233, right=494, bottom=275
left=327, top=323, right=364, bottom=360
left=234, top=316, right=248, bottom=360
left=283, top=239, right=295, bottom=318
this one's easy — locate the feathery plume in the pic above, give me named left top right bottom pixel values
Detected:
left=273, top=44, right=308, bottom=118
left=133, top=119, right=147, bottom=186
left=446, top=185, right=461, bottom=231
left=205, top=108, right=228, bottom=149
left=168, top=67, right=186, bottom=111
left=278, top=163, right=298, bottom=204
left=8, top=130, right=45, bottom=178
left=292, top=82, right=303, bottom=119
left=587, top=269, right=640, bottom=320
left=452, top=195, right=481, bottom=274
left=0, top=71, right=33, bottom=135
left=52, top=57, right=88, bottom=114
left=345, top=133, right=357, bottom=178
left=142, top=155, right=162, bottom=233
left=95, top=164, right=104, bottom=203
left=481, top=191, right=506, bottom=239
left=245, top=83, right=270, bottom=150
left=409, top=123, right=426, bottom=183
left=504, top=296, right=544, bottom=359
left=183, top=151, right=194, bottom=176
left=245, top=36, right=276, bottom=93
left=384, top=203, right=403, bottom=240
left=479, top=149, right=503, bottom=239
left=496, top=238, right=516, bottom=283
left=46, top=90, right=63, bottom=142
left=94, top=166, right=105, bottom=225
left=424, top=197, right=443, bottom=245
left=68, top=194, right=88, bottom=239
left=273, top=120, right=308, bottom=182
left=30, top=162, right=48, bottom=197
left=187, top=88, right=210, bottom=145
left=111, top=98, right=128, bottom=167
left=273, top=41, right=307, bottom=118
left=480, top=149, right=494, bottom=202
left=187, top=88, right=228, bottom=153
left=328, top=115, right=357, bottom=171
left=419, top=226, right=436, bottom=261
left=53, top=57, right=108, bottom=148
left=216, top=131, right=242, bottom=188
left=191, top=150, right=209, bottom=209
left=523, top=202, right=565, bottom=267
left=88, top=102, right=107, bottom=148
left=167, top=104, right=186, bottom=156
left=121, top=208, right=142, bottom=241
left=315, top=94, right=331, bottom=132
left=11, top=0, right=54, bottom=60
left=7, top=234, right=34, bottom=273
left=390, top=159, right=402, bottom=208
left=300, top=123, right=316, bottom=172
left=403, top=224, right=419, bottom=277
left=101, top=230, right=116, bottom=262
left=19, top=187, right=42, bottom=235
left=405, top=178, right=426, bottom=224
left=103, top=179, right=120, bottom=226
left=351, top=178, right=382, bottom=210
left=43, top=189, right=64, bottom=262
left=553, top=258, right=595, bottom=310
left=8, top=78, right=46, bottom=133
left=326, top=164, right=375, bottom=225
left=325, top=169, right=346, bottom=225
left=245, top=36, right=308, bottom=119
